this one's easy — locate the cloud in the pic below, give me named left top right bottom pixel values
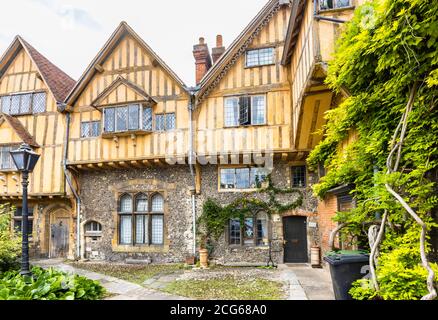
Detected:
left=30, top=0, right=101, bottom=31
left=57, top=5, right=102, bottom=31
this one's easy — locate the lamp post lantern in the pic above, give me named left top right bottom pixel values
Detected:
left=10, top=143, right=40, bottom=276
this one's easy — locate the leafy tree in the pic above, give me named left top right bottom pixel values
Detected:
left=308, top=0, right=438, bottom=299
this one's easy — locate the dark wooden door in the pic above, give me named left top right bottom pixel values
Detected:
left=283, top=216, right=308, bottom=263
left=50, top=219, right=69, bottom=258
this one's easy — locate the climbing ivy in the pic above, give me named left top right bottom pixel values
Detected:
left=198, top=175, right=303, bottom=243
left=308, top=0, right=438, bottom=299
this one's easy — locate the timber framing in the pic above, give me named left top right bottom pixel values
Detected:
left=195, top=0, right=289, bottom=105
left=65, top=21, right=188, bottom=106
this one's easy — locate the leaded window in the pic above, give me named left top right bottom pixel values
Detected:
left=320, top=0, right=350, bottom=10
left=291, top=166, right=307, bottom=188
left=81, top=121, right=100, bottom=138
left=155, top=113, right=176, bottom=131
left=229, top=212, right=268, bottom=246
left=104, top=104, right=146, bottom=133
left=118, top=192, right=165, bottom=246
left=220, top=167, right=269, bottom=190
left=142, top=107, right=153, bottom=131
left=224, top=95, right=266, bottom=127
left=85, top=221, right=102, bottom=233
left=245, top=48, right=275, bottom=67
left=0, top=145, right=16, bottom=170
left=0, top=92, right=46, bottom=115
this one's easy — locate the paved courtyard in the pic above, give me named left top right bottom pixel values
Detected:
left=33, top=259, right=334, bottom=300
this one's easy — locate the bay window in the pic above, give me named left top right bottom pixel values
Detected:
left=103, top=104, right=153, bottom=133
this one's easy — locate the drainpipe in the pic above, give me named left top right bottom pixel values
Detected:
left=186, top=87, right=199, bottom=257
left=59, top=105, right=82, bottom=260
left=313, top=0, right=347, bottom=24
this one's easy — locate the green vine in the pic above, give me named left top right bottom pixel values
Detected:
left=198, top=175, right=303, bottom=243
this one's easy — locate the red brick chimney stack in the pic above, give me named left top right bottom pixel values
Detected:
left=212, top=35, right=226, bottom=64
left=193, top=37, right=212, bottom=85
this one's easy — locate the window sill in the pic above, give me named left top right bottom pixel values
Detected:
left=228, top=245, right=270, bottom=250
left=244, top=63, right=276, bottom=69
left=219, top=188, right=261, bottom=193
left=102, top=130, right=152, bottom=138
left=85, top=232, right=102, bottom=237
left=223, top=123, right=267, bottom=129
left=0, top=169, right=17, bottom=173
left=112, top=244, right=169, bottom=253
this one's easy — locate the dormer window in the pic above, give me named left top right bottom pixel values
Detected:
left=320, top=0, right=351, bottom=10
left=103, top=104, right=152, bottom=134
left=0, top=92, right=46, bottom=115
left=245, top=48, right=275, bottom=67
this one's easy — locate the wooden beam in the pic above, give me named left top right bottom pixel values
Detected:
left=281, top=153, right=289, bottom=162
left=95, top=64, right=104, bottom=73
left=108, top=162, right=121, bottom=169
left=142, top=160, right=152, bottom=167
left=154, top=159, right=164, bottom=167
left=195, top=164, right=202, bottom=195
left=130, top=160, right=143, bottom=168
left=230, top=154, right=239, bottom=165
left=118, top=161, right=130, bottom=168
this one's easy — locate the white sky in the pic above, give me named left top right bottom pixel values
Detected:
left=0, top=0, right=269, bottom=86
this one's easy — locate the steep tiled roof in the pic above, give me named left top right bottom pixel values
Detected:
left=19, top=37, right=76, bottom=102
left=0, top=113, right=39, bottom=148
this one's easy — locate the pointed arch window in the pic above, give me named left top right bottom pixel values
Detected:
left=118, top=192, right=164, bottom=246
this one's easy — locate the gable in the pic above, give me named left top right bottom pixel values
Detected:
left=67, top=22, right=188, bottom=108
left=196, top=0, right=291, bottom=105
left=91, top=76, right=157, bottom=107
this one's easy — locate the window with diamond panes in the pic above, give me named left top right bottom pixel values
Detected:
left=142, top=107, right=153, bottom=131
left=245, top=48, right=274, bottom=67
left=155, top=114, right=165, bottom=131
left=81, top=121, right=100, bottom=138
left=166, top=113, right=176, bottom=130
left=0, top=92, right=46, bottom=115
left=118, top=192, right=165, bottom=246
left=104, top=108, right=115, bottom=132
left=128, top=104, right=140, bottom=130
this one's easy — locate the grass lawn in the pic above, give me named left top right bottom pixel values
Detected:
left=163, top=276, right=286, bottom=300
left=69, top=262, right=185, bottom=285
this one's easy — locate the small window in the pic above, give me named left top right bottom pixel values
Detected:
left=291, top=166, right=307, bottom=188
left=155, top=113, right=175, bottom=131
left=338, top=194, right=354, bottom=212
left=0, top=145, right=17, bottom=170
left=13, top=207, right=34, bottom=235
left=85, top=221, right=102, bottom=233
left=246, top=48, right=275, bottom=67
left=224, top=95, right=266, bottom=127
left=320, top=0, right=351, bottom=10
left=220, top=167, right=268, bottom=190
left=81, top=121, right=100, bottom=138
left=229, top=212, right=268, bottom=246
left=0, top=92, right=46, bottom=115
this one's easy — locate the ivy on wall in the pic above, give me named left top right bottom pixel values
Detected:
left=308, top=0, right=438, bottom=299
left=198, top=175, right=303, bottom=244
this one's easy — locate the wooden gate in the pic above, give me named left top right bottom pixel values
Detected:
left=49, top=210, right=70, bottom=258
left=283, top=216, right=308, bottom=263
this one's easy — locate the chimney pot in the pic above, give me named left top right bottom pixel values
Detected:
left=199, top=37, right=205, bottom=45
left=193, top=37, right=212, bottom=85
left=212, top=35, right=226, bottom=64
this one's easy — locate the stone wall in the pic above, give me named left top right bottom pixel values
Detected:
left=78, top=165, right=194, bottom=263
left=195, top=162, right=319, bottom=265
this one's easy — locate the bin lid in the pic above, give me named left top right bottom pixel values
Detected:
left=324, top=250, right=369, bottom=265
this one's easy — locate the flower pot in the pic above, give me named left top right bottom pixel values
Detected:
left=199, top=249, right=209, bottom=268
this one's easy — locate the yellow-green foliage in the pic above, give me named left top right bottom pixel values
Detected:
left=0, top=205, right=21, bottom=273
left=309, top=0, right=438, bottom=299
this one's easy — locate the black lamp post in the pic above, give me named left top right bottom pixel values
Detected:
left=10, top=143, right=40, bottom=276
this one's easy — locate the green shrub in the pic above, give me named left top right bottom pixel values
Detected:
left=0, top=205, right=21, bottom=272
left=0, top=267, right=105, bottom=300
left=350, top=244, right=438, bottom=300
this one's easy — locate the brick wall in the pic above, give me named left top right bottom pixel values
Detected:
left=317, top=194, right=338, bottom=254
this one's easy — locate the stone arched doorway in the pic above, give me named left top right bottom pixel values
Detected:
left=48, top=208, right=71, bottom=258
